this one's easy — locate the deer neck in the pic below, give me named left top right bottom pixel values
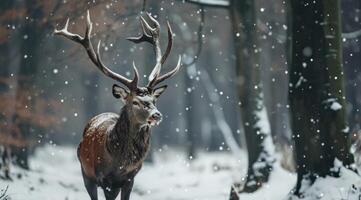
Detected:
left=116, top=106, right=144, bottom=135
left=106, top=106, right=151, bottom=157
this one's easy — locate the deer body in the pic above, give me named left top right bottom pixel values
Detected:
left=55, top=10, right=181, bottom=200
left=78, top=109, right=151, bottom=200
left=78, top=111, right=151, bottom=180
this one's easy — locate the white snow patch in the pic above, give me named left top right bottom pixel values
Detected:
left=254, top=100, right=271, bottom=136
left=1, top=146, right=297, bottom=200
left=237, top=162, right=296, bottom=200
left=253, top=100, right=275, bottom=157
left=89, top=112, right=118, bottom=130
left=330, top=101, right=342, bottom=111
left=342, top=126, right=350, bottom=133
left=323, top=98, right=343, bottom=111
left=295, top=76, right=307, bottom=88
left=287, top=160, right=361, bottom=200
left=325, top=35, right=335, bottom=39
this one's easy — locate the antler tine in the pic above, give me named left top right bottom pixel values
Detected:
left=148, top=55, right=182, bottom=88
left=54, top=18, right=83, bottom=43
left=54, top=10, right=137, bottom=89
left=131, top=61, right=140, bottom=87
left=160, top=21, right=173, bottom=65
left=126, top=16, right=153, bottom=44
left=95, top=41, right=133, bottom=86
left=143, top=13, right=162, bottom=82
left=145, top=12, right=160, bottom=32
left=126, top=13, right=181, bottom=89
left=126, top=13, right=163, bottom=84
left=85, top=10, right=92, bottom=40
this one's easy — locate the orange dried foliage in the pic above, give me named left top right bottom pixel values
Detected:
left=0, top=8, right=26, bottom=21
left=0, top=0, right=131, bottom=43
left=0, top=77, right=62, bottom=147
left=0, top=26, right=9, bottom=44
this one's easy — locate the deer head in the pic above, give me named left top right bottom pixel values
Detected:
left=54, top=11, right=181, bottom=126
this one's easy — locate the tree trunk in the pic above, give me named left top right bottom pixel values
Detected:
left=12, top=0, right=45, bottom=170
left=289, top=0, right=357, bottom=195
left=0, top=0, right=12, bottom=78
left=342, top=0, right=361, bottom=133
left=230, top=0, right=275, bottom=193
left=83, top=73, right=100, bottom=120
left=184, top=65, right=197, bottom=159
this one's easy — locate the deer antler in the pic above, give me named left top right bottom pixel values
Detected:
left=54, top=10, right=139, bottom=90
left=127, top=13, right=181, bottom=89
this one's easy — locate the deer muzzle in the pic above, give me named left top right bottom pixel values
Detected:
left=148, top=111, right=162, bottom=126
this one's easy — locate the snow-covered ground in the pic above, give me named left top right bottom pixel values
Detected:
left=287, top=159, right=361, bottom=200
left=0, top=145, right=296, bottom=200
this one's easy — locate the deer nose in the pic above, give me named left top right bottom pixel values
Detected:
left=151, top=112, right=162, bottom=121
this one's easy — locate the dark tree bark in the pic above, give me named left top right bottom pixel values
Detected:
left=184, top=67, right=197, bottom=159
left=0, top=0, right=14, bottom=79
left=83, top=73, right=100, bottom=120
left=341, top=0, right=361, bottom=133
left=230, top=0, right=275, bottom=193
left=12, top=0, right=46, bottom=170
left=289, top=0, right=357, bottom=195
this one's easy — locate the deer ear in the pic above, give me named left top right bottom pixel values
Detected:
left=112, top=84, right=129, bottom=100
left=153, top=85, right=167, bottom=98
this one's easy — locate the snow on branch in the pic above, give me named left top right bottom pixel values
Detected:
left=184, top=0, right=229, bottom=8
left=342, top=29, right=361, bottom=39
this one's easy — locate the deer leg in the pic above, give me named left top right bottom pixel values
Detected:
left=81, top=170, right=98, bottom=200
left=120, top=179, right=134, bottom=200
left=103, top=186, right=120, bottom=200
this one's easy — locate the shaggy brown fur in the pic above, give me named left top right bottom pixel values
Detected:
left=78, top=106, right=151, bottom=200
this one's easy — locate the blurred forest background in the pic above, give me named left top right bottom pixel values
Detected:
left=0, top=0, right=360, bottom=199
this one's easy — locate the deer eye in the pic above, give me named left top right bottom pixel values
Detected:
left=143, top=102, right=151, bottom=108
left=132, top=101, right=140, bottom=106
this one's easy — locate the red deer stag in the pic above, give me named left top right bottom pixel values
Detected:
left=54, top=11, right=181, bottom=200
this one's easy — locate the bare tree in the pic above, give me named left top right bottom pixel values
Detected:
left=342, top=0, right=361, bottom=134
left=288, top=0, right=358, bottom=196
left=230, top=0, right=275, bottom=194
left=179, top=0, right=276, bottom=194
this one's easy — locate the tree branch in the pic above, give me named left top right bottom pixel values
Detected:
left=342, top=29, right=361, bottom=39
left=200, top=68, right=242, bottom=155
left=183, top=6, right=205, bottom=67
left=183, top=0, right=229, bottom=9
